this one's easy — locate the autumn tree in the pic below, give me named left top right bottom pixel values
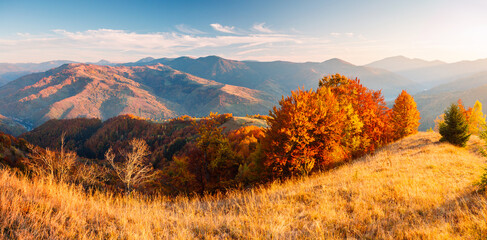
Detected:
left=457, top=99, right=471, bottom=119
left=227, top=126, right=266, bottom=184
left=263, top=87, right=347, bottom=177
left=390, top=90, right=421, bottom=139
left=25, top=133, right=76, bottom=183
left=434, top=114, right=445, bottom=132
left=318, top=74, right=392, bottom=154
left=468, top=100, right=486, bottom=135
left=191, top=113, right=239, bottom=193
left=106, top=138, right=155, bottom=193
left=439, top=103, right=471, bottom=147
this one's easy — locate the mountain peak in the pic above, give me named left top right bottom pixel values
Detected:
left=199, top=55, right=223, bottom=60
left=136, top=57, right=155, bottom=63
left=322, top=58, right=354, bottom=66
left=94, top=59, right=112, bottom=65
left=197, top=55, right=228, bottom=64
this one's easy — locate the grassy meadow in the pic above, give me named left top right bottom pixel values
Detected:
left=1, top=132, right=486, bottom=239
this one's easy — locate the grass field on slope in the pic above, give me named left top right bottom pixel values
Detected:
left=1, top=132, right=486, bottom=239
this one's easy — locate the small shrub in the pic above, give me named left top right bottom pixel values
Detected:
left=479, top=168, right=487, bottom=192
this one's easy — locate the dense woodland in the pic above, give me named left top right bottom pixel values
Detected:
left=2, top=74, right=486, bottom=196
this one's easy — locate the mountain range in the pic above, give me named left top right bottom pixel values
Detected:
left=2, top=55, right=487, bottom=134
left=0, top=63, right=274, bottom=129
left=367, top=56, right=487, bottom=89
left=122, top=55, right=420, bottom=100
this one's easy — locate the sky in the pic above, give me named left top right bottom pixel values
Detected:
left=0, top=0, right=486, bottom=65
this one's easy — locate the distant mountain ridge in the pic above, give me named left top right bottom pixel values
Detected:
left=365, top=55, right=445, bottom=72
left=122, top=55, right=421, bottom=100
left=366, top=56, right=487, bottom=89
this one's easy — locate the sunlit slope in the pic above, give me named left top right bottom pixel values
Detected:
left=1, top=132, right=486, bottom=239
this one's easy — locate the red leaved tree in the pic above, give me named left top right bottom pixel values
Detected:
left=263, top=87, right=347, bottom=177
left=319, top=74, right=392, bottom=155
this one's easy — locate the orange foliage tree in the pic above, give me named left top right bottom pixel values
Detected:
left=263, top=87, right=347, bottom=177
left=227, top=126, right=265, bottom=184
left=318, top=74, right=392, bottom=154
left=263, top=74, right=394, bottom=179
left=391, top=90, right=421, bottom=139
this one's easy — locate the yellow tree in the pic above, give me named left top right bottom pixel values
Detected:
left=434, top=114, right=445, bottom=132
left=467, top=100, right=486, bottom=135
left=391, top=90, right=421, bottom=139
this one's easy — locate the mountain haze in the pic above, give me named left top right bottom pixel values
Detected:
left=124, top=56, right=421, bottom=100
left=0, top=60, right=75, bottom=86
left=365, top=56, right=445, bottom=72
left=370, top=57, right=487, bottom=88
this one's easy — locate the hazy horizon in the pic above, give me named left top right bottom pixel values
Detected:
left=1, top=0, right=486, bottom=65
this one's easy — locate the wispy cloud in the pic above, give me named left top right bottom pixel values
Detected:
left=210, top=23, right=236, bottom=34
left=0, top=29, right=303, bottom=62
left=175, top=24, right=206, bottom=35
left=252, top=23, right=273, bottom=33
left=0, top=28, right=378, bottom=64
left=331, top=32, right=355, bottom=37
left=236, top=48, right=266, bottom=55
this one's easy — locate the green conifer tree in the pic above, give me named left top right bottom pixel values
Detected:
left=439, top=103, right=471, bottom=147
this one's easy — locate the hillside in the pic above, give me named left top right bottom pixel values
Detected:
left=0, top=131, right=29, bottom=169
left=1, top=132, right=486, bottom=238
left=0, top=63, right=274, bottom=127
left=0, top=114, right=27, bottom=136
left=124, top=56, right=421, bottom=100
left=20, top=114, right=267, bottom=161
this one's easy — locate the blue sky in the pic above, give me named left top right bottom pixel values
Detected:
left=1, top=0, right=486, bottom=64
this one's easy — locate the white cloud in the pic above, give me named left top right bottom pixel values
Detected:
left=210, top=23, right=236, bottom=34
left=175, top=24, right=206, bottom=35
left=252, top=23, right=273, bottom=33
left=331, top=32, right=355, bottom=37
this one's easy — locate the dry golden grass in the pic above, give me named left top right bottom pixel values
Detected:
left=1, top=132, right=487, bottom=239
